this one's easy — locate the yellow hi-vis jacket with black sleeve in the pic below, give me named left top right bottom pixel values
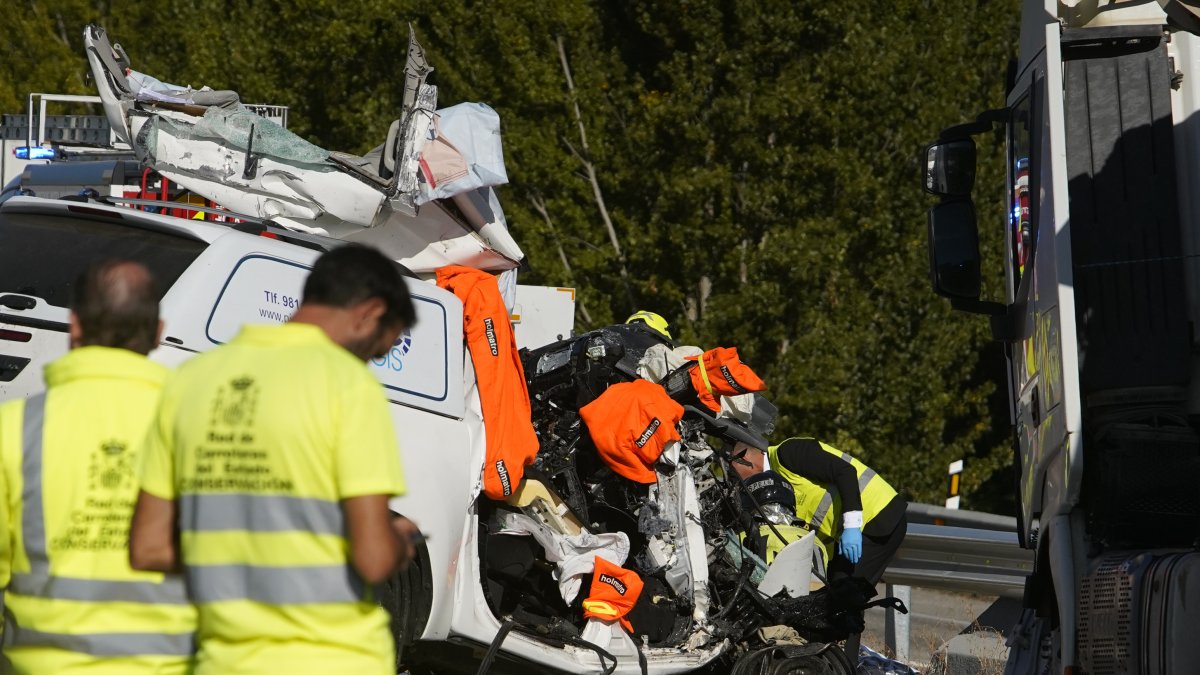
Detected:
left=768, top=438, right=898, bottom=566
left=139, top=323, right=406, bottom=675
left=0, top=346, right=196, bottom=674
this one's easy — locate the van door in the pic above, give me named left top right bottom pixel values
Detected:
left=182, top=236, right=465, bottom=419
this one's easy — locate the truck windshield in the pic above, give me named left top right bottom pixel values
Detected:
left=0, top=211, right=206, bottom=307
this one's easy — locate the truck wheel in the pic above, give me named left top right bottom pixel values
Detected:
left=379, top=538, right=434, bottom=673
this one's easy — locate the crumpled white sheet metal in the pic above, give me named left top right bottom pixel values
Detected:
left=125, top=69, right=241, bottom=110
left=496, top=511, right=630, bottom=605
left=650, top=465, right=711, bottom=629
left=132, top=111, right=382, bottom=224
left=84, top=24, right=524, bottom=274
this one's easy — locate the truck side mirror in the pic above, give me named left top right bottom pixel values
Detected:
left=923, top=139, right=977, bottom=197
left=927, top=199, right=982, bottom=300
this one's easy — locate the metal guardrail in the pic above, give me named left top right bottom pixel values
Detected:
left=877, top=505, right=1030, bottom=661
left=883, top=523, right=1033, bottom=598
left=906, top=502, right=1020, bottom=532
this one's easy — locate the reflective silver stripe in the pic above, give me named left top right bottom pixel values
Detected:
left=810, top=491, right=834, bottom=531
left=20, top=394, right=47, bottom=573
left=837, top=450, right=876, bottom=493
left=188, top=563, right=365, bottom=604
left=8, top=572, right=188, bottom=605
left=12, top=393, right=188, bottom=609
left=179, top=493, right=344, bottom=534
left=4, top=625, right=195, bottom=657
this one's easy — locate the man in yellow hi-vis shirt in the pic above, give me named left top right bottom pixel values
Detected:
left=732, top=437, right=906, bottom=663
left=0, top=260, right=196, bottom=674
left=130, top=244, right=419, bottom=675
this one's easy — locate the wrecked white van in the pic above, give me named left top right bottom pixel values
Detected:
left=0, top=23, right=903, bottom=674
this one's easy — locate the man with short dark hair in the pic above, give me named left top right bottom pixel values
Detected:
left=0, top=260, right=196, bottom=674
left=130, top=243, right=419, bottom=675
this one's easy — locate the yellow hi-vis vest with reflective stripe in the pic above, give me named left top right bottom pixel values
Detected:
left=139, top=323, right=406, bottom=675
left=767, top=439, right=898, bottom=566
left=0, top=347, right=196, bottom=674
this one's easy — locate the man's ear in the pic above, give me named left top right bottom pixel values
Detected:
left=155, top=320, right=165, bottom=346
left=68, top=312, right=83, bottom=348
left=354, top=297, right=387, bottom=329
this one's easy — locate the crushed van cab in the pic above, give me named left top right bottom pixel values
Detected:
left=0, top=22, right=900, bottom=675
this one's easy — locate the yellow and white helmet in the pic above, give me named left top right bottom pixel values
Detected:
left=625, top=310, right=672, bottom=339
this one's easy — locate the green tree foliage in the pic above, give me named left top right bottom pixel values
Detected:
left=0, top=0, right=1021, bottom=507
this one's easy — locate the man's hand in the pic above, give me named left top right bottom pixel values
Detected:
left=391, top=515, right=422, bottom=572
left=838, top=527, right=862, bottom=564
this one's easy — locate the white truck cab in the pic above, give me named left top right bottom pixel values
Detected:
left=923, top=1, right=1200, bottom=672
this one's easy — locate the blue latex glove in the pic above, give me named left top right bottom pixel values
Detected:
left=839, top=527, right=863, bottom=564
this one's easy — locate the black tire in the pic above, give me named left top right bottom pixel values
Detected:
left=729, top=642, right=856, bottom=675
left=379, top=539, right=434, bottom=673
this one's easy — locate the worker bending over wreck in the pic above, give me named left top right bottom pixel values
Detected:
left=732, top=437, right=907, bottom=660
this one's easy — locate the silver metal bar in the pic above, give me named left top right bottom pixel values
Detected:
left=907, top=502, right=1019, bottom=531
left=884, top=583, right=911, bottom=662
left=38, top=98, right=47, bottom=148
left=883, top=524, right=1034, bottom=598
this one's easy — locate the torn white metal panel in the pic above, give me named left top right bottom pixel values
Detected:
left=390, top=82, right=438, bottom=215
left=649, top=464, right=712, bottom=631
left=83, top=23, right=525, bottom=273
left=340, top=201, right=520, bottom=273
left=137, top=115, right=387, bottom=226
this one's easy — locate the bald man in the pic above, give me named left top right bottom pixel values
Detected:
left=0, top=260, right=196, bottom=674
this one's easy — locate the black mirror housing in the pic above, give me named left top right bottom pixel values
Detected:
left=923, top=139, right=977, bottom=197
left=927, top=199, right=982, bottom=300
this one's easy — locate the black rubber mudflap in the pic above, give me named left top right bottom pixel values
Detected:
left=1063, top=26, right=1190, bottom=397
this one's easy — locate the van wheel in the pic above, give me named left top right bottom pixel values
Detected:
left=379, top=538, right=434, bottom=673
left=729, top=642, right=855, bottom=675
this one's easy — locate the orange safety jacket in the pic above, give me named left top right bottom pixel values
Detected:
left=579, top=380, right=684, bottom=483
left=437, top=266, right=539, bottom=499
left=687, top=346, right=767, bottom=412
left=582, top=558, right=644, bottom=632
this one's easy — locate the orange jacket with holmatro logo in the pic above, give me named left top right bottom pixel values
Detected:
left=686, top=346, right=767, bottom=412
left=582, top=557, right=644, bottom=632
left=436, top=266, right=539, bottom=500
left=579, top=379, right=683, bottom=483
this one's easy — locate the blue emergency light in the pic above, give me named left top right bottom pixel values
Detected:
left=13, top=147, right=58, bottom=160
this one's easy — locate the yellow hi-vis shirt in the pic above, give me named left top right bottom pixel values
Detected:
left=0, top=346, right=196, bottom=674
left=139, top=323, right=406, bottom=675
left=768, top=439, right=898, bottom=567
